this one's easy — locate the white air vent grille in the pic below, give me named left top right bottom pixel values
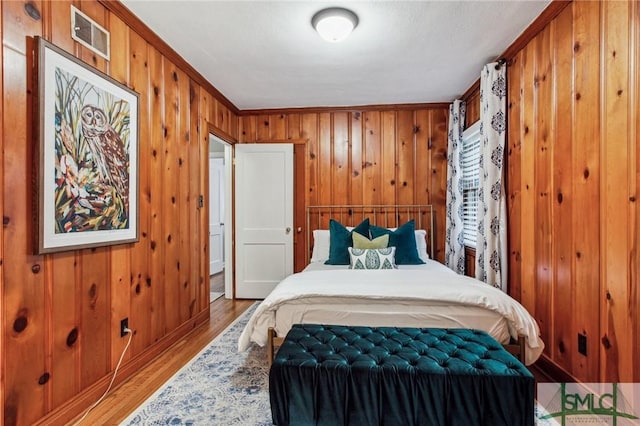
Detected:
left=71, top=6, right=110, bottom=60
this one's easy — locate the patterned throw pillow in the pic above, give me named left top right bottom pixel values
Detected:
left=348, top=247, right=397, bottom=270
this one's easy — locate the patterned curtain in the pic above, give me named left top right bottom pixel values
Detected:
left=475, top=63, right=508, bottom=291
left=444, top=100, right=466, bottom=274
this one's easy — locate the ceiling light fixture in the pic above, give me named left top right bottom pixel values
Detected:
left=311, top=7, right=358, bottom=43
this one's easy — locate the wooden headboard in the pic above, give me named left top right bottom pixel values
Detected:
left=305, top=204, right=434, bottom=264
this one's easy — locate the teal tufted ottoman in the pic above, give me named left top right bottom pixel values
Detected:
left=269, top=324, right=534, bottom=426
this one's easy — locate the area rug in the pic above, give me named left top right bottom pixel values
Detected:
left=122, top=301, right=556, bottom=425
left=121, top=302, right=272, bottom=425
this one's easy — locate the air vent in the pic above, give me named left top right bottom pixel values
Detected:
left=71, top=5, right=110, bottom=60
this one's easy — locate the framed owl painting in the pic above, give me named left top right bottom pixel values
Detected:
left=34, top=37, right=139, bottom=253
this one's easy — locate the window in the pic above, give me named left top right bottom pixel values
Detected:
left=461, top=121, right=480, bottom=248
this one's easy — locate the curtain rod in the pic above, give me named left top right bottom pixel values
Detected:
left=494, top=58, right=507, bottom=70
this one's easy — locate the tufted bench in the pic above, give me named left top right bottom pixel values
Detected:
left=269, top=324, right=534, bottom=426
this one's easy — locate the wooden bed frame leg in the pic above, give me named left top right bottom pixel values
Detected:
left=268, top=327, right=275, bottom=366
left=518, top=335, right=526, bottom=363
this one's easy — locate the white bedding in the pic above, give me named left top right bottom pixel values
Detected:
left=238, top=260, right=544, bottom=365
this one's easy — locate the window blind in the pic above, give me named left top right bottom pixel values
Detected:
left=461, top=122, right=481, bottom=248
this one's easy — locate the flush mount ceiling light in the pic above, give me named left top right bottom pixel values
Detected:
left=311, top=7, right=358, bottom=43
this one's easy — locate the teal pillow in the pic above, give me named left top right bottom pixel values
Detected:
left=325, top=218, right=370, bottom=265
left=369, top=220, right=425, bottom=265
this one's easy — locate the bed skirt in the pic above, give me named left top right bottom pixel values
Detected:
left=269, top=324, right=534, bottom=426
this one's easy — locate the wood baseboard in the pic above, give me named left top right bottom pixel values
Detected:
left=533, top=354, right=579, bottom=383
left=34, top=309, right=210, bottom=426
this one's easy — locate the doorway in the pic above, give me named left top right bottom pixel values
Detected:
left=209, top=134, right=233, bottom=301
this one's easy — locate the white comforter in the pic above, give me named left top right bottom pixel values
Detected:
left=238, top=261, right=544, bottom=365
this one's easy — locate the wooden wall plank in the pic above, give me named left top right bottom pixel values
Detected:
left=197, top=90, right=210, bottom=312
left=414, top=110, right=430, bottom=207
left=519, top=40, right=537, bottom=321
left=350, top=112, right=364, bottom=223
left=107, top=11, right=133, bottom=369
left=363, top=111, right=382, bottom=207
left=396, top=110, right=415, bottom=223
left=287, top=113, right=301, bottom=140
left=380, top=111, right=396, bottom=224
left=148, top=46, right=166, bottom=343
left=332, top=113, right=349, bottom=207
left=293, top=144, right=306, bottom=272
left=50, top=0, right=74, bottom=54
left=189, top=79, right=200, bottom=313
left=533, top=24, right=553, bottom=358
left=507, top=51, right=523, bottom=302
left=162, top=58, right=181, bottom=333
left=550, top=5, right=574, bottom=371
left=429, top=109, right=448, bottom=263
left=3, top=5, right=47, bottom=420
left=256, top=114, right=270, bottom=141
left=177, top=68, right=192, bottom=323
left=571, top=0, right=601, bottom=382
left=128, top=31, right=152, bottom=355
left=79, top=244, right=110, bottom=389
left=600, top=0, right=632, bottom=382
left=633, top=0, right=640, bottom=384
left=270, top=113, right=286, bottom=140
left=318, top=113, right=332, bottom=206
left=464, top=88, right=480, bottom=128
left=0, top=3, right=4, bottom=422
left=301, top=113, right=318, bottom=205
left=239, top=115, right=256, bottom=142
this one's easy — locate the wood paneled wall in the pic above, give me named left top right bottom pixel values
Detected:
left=0, top=1, right=238, bottom=424
left=238, top=107, right=449, bottom=264
left=507, top=1, right=639, bottom=383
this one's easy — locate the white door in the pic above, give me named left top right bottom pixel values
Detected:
left=235, top=144, right=293, bottom=299
left=209, top=157, right=224, bottom=275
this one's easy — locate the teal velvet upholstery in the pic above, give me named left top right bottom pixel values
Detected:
left=324, top=219, right=370, bottom=265
left=269, top=324, right=534, bottom=426
left=369, top=220, right=425, bottom=265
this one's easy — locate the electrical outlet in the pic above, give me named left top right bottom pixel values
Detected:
left=578, top=333, right=587, bottom=356
left=120, top=317, right=129, bottom=337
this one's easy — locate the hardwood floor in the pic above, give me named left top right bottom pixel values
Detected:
left=72, top=297, right=255, bottom=425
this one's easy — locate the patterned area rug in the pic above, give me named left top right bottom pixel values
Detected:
left=122, top=301, right=555, bottom=425
left=122, top=302, right=272, bottom=425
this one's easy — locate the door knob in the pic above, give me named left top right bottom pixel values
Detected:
left=297, top=227, right=302, bottom=233
left=286, top=227, right=291, bottom=234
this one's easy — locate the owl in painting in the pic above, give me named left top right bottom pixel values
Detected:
left=80, top=104, right=129, bottom=213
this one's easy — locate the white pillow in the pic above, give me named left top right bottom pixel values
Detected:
left=310, top=229, right=330, bottom=263
left=414, top=229, right=429, bottom=262
left=348, top=247, right=397, bottom=269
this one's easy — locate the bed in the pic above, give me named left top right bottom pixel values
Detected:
left=237, top=205, right=544, bottom=366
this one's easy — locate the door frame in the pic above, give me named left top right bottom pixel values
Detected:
left=208, top=131, right=234, bottom=299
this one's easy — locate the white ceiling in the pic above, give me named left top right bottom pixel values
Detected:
left=120, top=0, right=551, bottom=111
